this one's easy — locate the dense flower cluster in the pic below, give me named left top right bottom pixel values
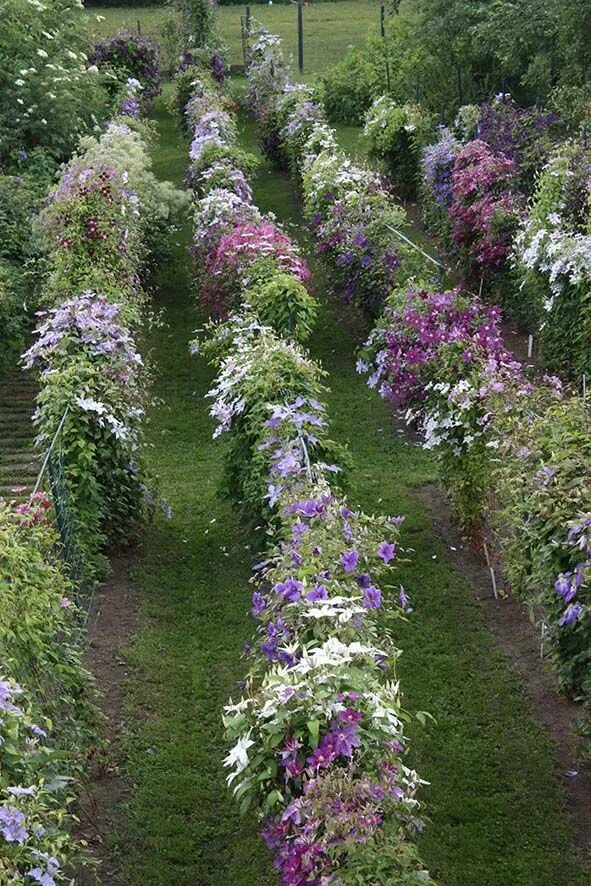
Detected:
left=450, top=140, right=524, bottom=276
left=90, top=31, right=161, bottom=103
left=420, top=127, right=461, bottom=240
left=476, top=96, right=561, bottom=191
left=513, top=138, right=591, bottom=376
left=186, top=59, right=433, bottom=884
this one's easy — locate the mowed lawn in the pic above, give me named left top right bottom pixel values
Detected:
left=84, top=1, right=381, bottom=71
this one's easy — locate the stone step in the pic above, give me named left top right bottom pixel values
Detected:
left=0, top=435, right=36, bottom=449
left=1, top=450, right=40, bottom=463
left=0, top=463, right=39, bottom=479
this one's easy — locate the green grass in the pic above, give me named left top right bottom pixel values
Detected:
left=113, top=86, right=273, bottom=884
left=84, top=2, right=381, bottom=72
left=111, top=85, right=588, bottom=884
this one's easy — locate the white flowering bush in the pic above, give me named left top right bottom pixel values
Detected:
left=513, top=138, right=591, bottom=377
left=0, top=0, right=109, bottom=167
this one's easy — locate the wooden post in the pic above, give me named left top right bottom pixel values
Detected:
left=380, top=4, right=385, bottom=38
left=137, top=19, right=141, bottom=36
left=246, top=5, right=251, bottom=34
left=241, top=15, right=247, bottom=67
left=298, top=0, right=304, bottom=72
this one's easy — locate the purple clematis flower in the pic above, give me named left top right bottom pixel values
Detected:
left=340, top=550, right=359, bottom=573
left=363, top=586, right=382, bottom=609
left=559, top=602, right=584, bottom=626
left=377, top=541, right=397, bottom=563
left=273, top=578, right=303, bottom=603
left=306, top=584, right=329, bottom=603
left=251, top=591, right=267, bottom=618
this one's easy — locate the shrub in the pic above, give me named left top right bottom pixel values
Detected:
left=513, top=139, right=591, bottom=377
left=450, top=140, right=524, bottom=281
left=90, top=31, right=161, bottom=103
left=419, top=127, right=461, bottom=243
left=0, top=496, right=96, bottom=882
left=41, top=161, right=144, bottom=299
left=364, top=96, right=435, bottom=200
left=0, top=0, right=108, bottom=167
left=201, top=220, right=312, bottom=318
left=358, top=285, right=519, bottom=527
left=320, top=39, right=388, bottom=126
left=23, top=293, right=147, bottom=568
left=490, top=379, right=591, bottom=697
left=244, top=269, right=317, bottom=343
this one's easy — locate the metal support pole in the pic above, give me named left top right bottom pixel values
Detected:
left=298, top=0, right=304, bottom=72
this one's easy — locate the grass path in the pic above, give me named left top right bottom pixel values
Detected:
left=115, top=89, right=273, bottom=885
left=113, top=90, right=587, bottom=884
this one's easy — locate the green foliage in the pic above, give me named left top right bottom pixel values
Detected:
left=320, top=31, right=393, bottom=126
left=0, top=153, right=55, bottom=373
left=0, top=498, right=96, bottom=747
left=178, top=0, right=216, bottom=48
left=364, top=96, right=435, bottom=200
left=491, top=381, right=591, bottom=696
left=244, top=265, right=317, bottom=343
left=0, top=497, right=98, bottom=881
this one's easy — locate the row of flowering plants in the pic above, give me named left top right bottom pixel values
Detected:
left=247, top=31, right=426, bottom=320
left=183, top=57, right=435, bottom=884
left=23, top=107, right=184, bottom=574
left=247, top=31, right=591, bottom=758
left=372, top=93, right=591, bottom=380
left=0, top=60, right=183, bottom=883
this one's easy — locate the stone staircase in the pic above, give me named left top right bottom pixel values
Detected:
left=0, top=371, right=40, bottom=502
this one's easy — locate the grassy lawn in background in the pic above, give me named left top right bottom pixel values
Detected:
left=84, top=1, right=381, bottom=71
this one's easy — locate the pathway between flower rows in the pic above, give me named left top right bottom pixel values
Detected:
left=97, top=89, right=588, bottom=884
